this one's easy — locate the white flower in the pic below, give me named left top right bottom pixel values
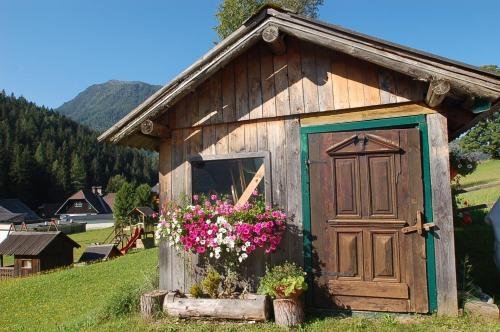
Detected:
left=216, top=216, right=226, bottom=225
left=207, top=230, right=213, bottom=235
left=220, top=228, right=227, bottom=234
left=241, top=253, right=248, bottom=260
left=200, top=240, right=206, bottom=245
left=238, top=257, right=243, bottom=263
left=458, top=164, right=462, bottom=168
left=245, top=241, right=251, bottom=247
left=226, top=248, right=230, bottom=252
left=196, top=237, right=200, bottom=242
left=209, top=252, right=214, bottom=258
left=206, top=219, right=211, bottom=224
left=215, top=253, right=221, bottom=259
left=467, top=164, right=473, bottom=169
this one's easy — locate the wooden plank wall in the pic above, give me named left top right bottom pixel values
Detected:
left=158, top=37, right=426, bottom=292
left=168, top=37, right=425, bottom=130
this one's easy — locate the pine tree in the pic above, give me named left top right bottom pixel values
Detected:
left=114, top=182, right=136, bottom=225
left=134, top=183, right=152, bottom=207
left=70, top=154, right=86, bottom=191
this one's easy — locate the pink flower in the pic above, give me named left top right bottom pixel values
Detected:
left=252, top=189, right=259, bottom=196
left=211, top=194, right=217, bottom=200
left=196, top=246, right=206, bottom=254
left=193, top=194, right=199, bottom=201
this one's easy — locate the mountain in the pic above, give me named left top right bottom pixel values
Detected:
left=0, top=91, right=158, bottom=207
left=56, top=80, right=161, bottom=132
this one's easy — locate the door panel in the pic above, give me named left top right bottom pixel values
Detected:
left=309, top=128, right=428, bottom=313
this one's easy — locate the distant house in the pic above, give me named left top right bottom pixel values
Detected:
left=102, top=193, right=116, bottom=212
left=36, top=203, right=62, bottom=219
left=0, top=231, right=80, bottom=278
left=0, top=199, right=42, bottom=243
left=0, top=199, right=41, bottom=222
left=55, top=187, right=113, bottom=217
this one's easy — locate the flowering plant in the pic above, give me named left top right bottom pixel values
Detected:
left=155, top=193, right=287, bottom=265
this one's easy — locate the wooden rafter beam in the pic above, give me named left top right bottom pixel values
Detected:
left=262, top=25, right=286, bottom=55
left=140, top=119, right=171, bottom=139
left=425, top=79, right=451, bottom=107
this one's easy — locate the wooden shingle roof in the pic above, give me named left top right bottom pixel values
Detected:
left=0, top=232, right=80, bottom=256
left=98, top=6, right=499, bottom=150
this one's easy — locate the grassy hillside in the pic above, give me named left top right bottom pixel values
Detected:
left=0, top=248, right=158, bottom=331
left=56, top=80, right=161, bottom=132
left=458, top=159, right=500, bottom=207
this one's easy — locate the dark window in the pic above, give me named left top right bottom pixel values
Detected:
left=191, top=156, right=267, bottom=204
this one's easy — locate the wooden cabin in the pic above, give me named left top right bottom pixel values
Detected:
left=99, top=7, right=500, bottom=316
left=0, top=231, right=80, bottom=278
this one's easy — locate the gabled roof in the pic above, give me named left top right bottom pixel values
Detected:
left=128, top=206, right=156, bottom=217
left=0, top=199, right=40, bottom=221
left=0, top=231, right=80, bottom=256
left=98, top=6, right=499, bottom=150
left=78, top=244, right=122, bottom=263
left=55, top=189, right=112, bottom=215
left=103, top=193, right=116, bottom=212
left=0, top=206, right=25, bottom=223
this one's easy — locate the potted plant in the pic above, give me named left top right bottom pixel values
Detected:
left=155, top=193, right=287, bottom=321
left=258, top=262, right=308, bottom=327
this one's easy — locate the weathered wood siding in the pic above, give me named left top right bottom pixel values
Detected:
left=158, top=38, right=426, bottom=292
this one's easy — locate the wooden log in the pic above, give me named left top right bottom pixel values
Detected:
left=163, top=292, right=271, bottom=321
left=273, top=298, right=305, bottom=327
left=140, top=290, right=168, bottom=320
left=425, top=79, right=451, bottom=107
left=140, top=119, right=171, bottom=138
left=262, top=25, right=286, bottom=55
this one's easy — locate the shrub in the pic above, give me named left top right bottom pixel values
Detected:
left=189, top=283, right=204, bottom=298
left=201, top=267, right=222, bottom=299
left=258, top=262, right=308, bottom=299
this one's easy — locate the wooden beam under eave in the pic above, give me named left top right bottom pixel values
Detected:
left=425, top=79, right=451, bottom=108
left=262, top=25, right=286, bottom=55
left=140, top=119, right=171, bottom=139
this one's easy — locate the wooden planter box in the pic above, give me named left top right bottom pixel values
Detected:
left=163, top=292, right=271, bottom=321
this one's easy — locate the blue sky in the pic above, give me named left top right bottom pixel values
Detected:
left=1, top=0, right=499, bottom=109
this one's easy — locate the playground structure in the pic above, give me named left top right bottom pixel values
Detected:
left=104, top=219, right=155, bottom=255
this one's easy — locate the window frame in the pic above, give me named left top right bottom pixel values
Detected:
left=188, top=151, right=272, bottom=205
left=20, top=259, right=32, bottom=269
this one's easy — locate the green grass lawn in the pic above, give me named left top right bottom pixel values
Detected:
left=0, top=248, right=158, bottom=332
left=459, top=159, right=500, bottom=188
left=70, top=226, right=115, bottom=261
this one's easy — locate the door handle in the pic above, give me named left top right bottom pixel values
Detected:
left=402, top=211, right=436, bottom=235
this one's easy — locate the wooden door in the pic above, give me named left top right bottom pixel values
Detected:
left=308, top=128, right=429, bottom=313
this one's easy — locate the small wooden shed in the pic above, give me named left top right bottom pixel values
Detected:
left=0, top=231, right=80, bottom=278
left=78, top=244, right=122, bottom=263
left=99, top=7, right=499, bottom=315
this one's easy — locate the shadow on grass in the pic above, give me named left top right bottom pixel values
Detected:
left=455, top=209, right=500, bottom=300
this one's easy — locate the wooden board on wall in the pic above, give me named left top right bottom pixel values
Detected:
left=300, top=103, right=436, bottom=127
left=427, top=113, right=458, bottom=316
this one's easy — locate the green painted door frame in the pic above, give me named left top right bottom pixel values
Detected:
left=300, top=115, right=438, bottom=312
